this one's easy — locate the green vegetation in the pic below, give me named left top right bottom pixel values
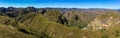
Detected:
left=0, top=7, right=120, bottom=38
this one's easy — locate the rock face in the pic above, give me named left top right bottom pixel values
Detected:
left=84, top=12, right=120, bottom=31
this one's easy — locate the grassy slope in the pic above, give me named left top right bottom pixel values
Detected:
left=15, top=11, right=120, bottom=38
left=0, top=16, right=36, bottom=38
left=0, top=10, right=120, bottom=38
left=17, top=13, right=82, bottom=38
left=85, top=12, right=120, bottom=30
left=83, top=12, right=120, bottom=38
left=63, top=12, right=96, bottom=29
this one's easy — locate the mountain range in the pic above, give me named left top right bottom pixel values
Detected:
left=0, top=7, right=120, bottom=38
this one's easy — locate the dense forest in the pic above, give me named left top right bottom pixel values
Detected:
left=0, top=7, right=120, bottom=38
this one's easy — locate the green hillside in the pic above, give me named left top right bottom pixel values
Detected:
left=17, top=13, right=83, bottom=38
left=0, top=7, right=120, bottom=38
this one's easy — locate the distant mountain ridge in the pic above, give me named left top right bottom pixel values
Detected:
left=0, top=7, right=120, bottom=38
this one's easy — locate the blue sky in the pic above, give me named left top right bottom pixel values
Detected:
left=0, top=0, right=120, bottom=9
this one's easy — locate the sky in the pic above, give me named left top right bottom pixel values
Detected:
left=0, top=0, right=120, bottom=9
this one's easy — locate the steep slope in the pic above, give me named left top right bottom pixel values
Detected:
left=41, top=9, right=69, bottom=26
left=84, top=12, right=120, bottom=31
left=17, top=13, right=113, bottom=38
left=0, top=7, right=118, bottom=29
left=1, top=7, right=120, bottom=38
left=0, top=16, right=36, bottom=38
left=0, top=24, right=36, bottom=38
left=17, top=13, right=82, bottom=38
left=63, top=11, right=96, bottom=29
left=32, top=8, right=117, bottom=29
left=81, top=12, right=120, bottom=38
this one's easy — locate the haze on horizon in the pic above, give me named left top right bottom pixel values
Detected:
left=0, top=0, right=120, bottom=9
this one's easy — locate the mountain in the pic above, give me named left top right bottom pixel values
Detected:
left=84, top=12, right=120, bottom=31
left=0, top=7, right=120, bottom=38
left=116, top=9, right=120, bottom=12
